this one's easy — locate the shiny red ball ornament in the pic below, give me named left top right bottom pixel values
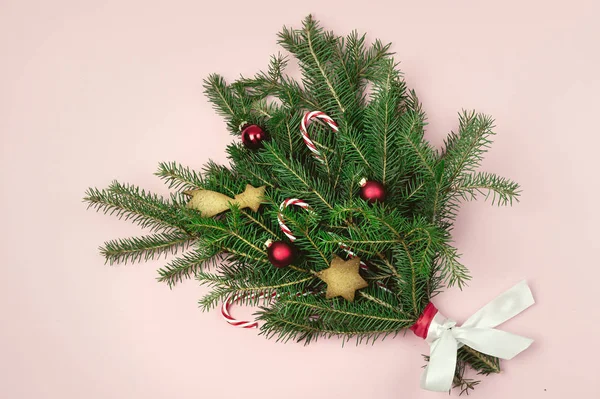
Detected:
left=267, top=240, right=296, bottom=268
left=240, top=124, right=268, bottom=150
left=359, top=179, right=386, bottom=203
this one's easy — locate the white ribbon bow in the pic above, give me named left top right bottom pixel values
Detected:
left=420, top=280, right=535, bottom=392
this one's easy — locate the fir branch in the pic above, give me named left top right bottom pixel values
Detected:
left=197, top=283, right=242, bottom=312
left=223, top=246, right=270, bottom=265
left=405, top=179, right=426, bottom=200
left=443, top=111, right=495, bottom=184
left=438, top=243, right=471, bottom=289
left=459, top=345, right=501, bottom=375
left=358, top=291, right=409, bottom=315
left=295, top=227, right=330, bottom=267
left=423, top=347, right=498, bottom=394
left=84, top=183, right=186, bottom=232
left=453, top=357, right=481, bottom=395
left=187, top=218, right=266, bottom=256
left=197, top=270, right=316, bottom=311
left=241, top=210, right=279, bottom=239
left=343, top=129, right=373, bottom=170
left=101, top=231, right=193, bottom=265
left=262, top=142, right=335, bottom=210
left=155, top=162, right=204, bottom=192
left=454, top=172, right=520, bottom=206
left=364, top=58, right=405, bottom=185
left=257, top=295, right=406, bottom=344
left=362, top=39, right=394, bottom=78
left=228, top=147, right=277, bottom=189
left=157, top=246, right=218, bottom=287
left=344, top=32, right=393, bottom=82
left=261, top=315, right=399, bottom=344
left=278, top=15, right=347, bottom=114
left=283, top=117, right=295, bottom=157
left=397, top=97, right=436, bottom=178
left=302, top=16, right=345, bottom=112
left=237, top=71, right=321, bottom=111
left=279, top=299, right=412, bottom=324
left=203, top=74, right=239, bottom=127
left=201, top=160, right=247, bottom=196
left=250, top=98, right=277, bottom=119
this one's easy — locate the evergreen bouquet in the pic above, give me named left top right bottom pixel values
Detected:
left=85, top=16, right=534, bottom=393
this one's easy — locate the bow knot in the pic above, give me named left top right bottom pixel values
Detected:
left=427, top=317, right=456, bottom=343
left=413, top=281, right=535, bottom=392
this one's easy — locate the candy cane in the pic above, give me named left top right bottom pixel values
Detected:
left=221, top=290, right=318, bottom=328
left=221, top=291, right=277, bottom=328
left=339, top=242, right=391, bottom=293
left=277, top=198, right=311, bottom=241
left=339, top=243, right=369, bottom=271
left=300, top=111, right=338, bottom=163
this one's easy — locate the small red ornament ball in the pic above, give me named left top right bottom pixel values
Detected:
left=267, top=241, right=295, bottom=268
left=360, top=179, right=386, bottom=203
left=241, top=124, right=268, bottom=150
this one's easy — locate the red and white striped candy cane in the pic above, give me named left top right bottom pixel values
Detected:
left=221, top=291, right=277, bottom=328
left=278, top=198, right=311, bottom=241
left=221, top=290, right=319, bottom=328
left=339, top=242, right=369, bottom=271
left=300, top=111, right=339, bottom=163
left=339, top=242, right=391, bottom=293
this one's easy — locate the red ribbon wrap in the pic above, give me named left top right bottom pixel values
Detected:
left=410, top=302, right=438, bottom=339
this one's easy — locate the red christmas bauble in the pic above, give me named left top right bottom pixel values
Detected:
left=360, top=179, right=386, bottom=203
left=241, top=124, right=268, bottom=150
left=267, top=241, right=296, bottom=268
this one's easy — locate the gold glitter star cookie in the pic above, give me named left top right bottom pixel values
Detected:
left=318, top=255, right=368, bottom=301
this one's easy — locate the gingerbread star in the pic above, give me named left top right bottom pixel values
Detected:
left=318, top=255, right=368, bottom=302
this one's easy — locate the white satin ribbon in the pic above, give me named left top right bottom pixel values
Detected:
left=420, top=280, right=535, bottom=392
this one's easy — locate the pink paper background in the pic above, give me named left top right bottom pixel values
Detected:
left=2, top=1, right=599, bottom=398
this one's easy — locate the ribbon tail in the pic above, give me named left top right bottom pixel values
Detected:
left=462, top=280, right=535, bottom=329
left=421, top=331, right=458, bottom=392
left=454, top=327, right=534, bottom=360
